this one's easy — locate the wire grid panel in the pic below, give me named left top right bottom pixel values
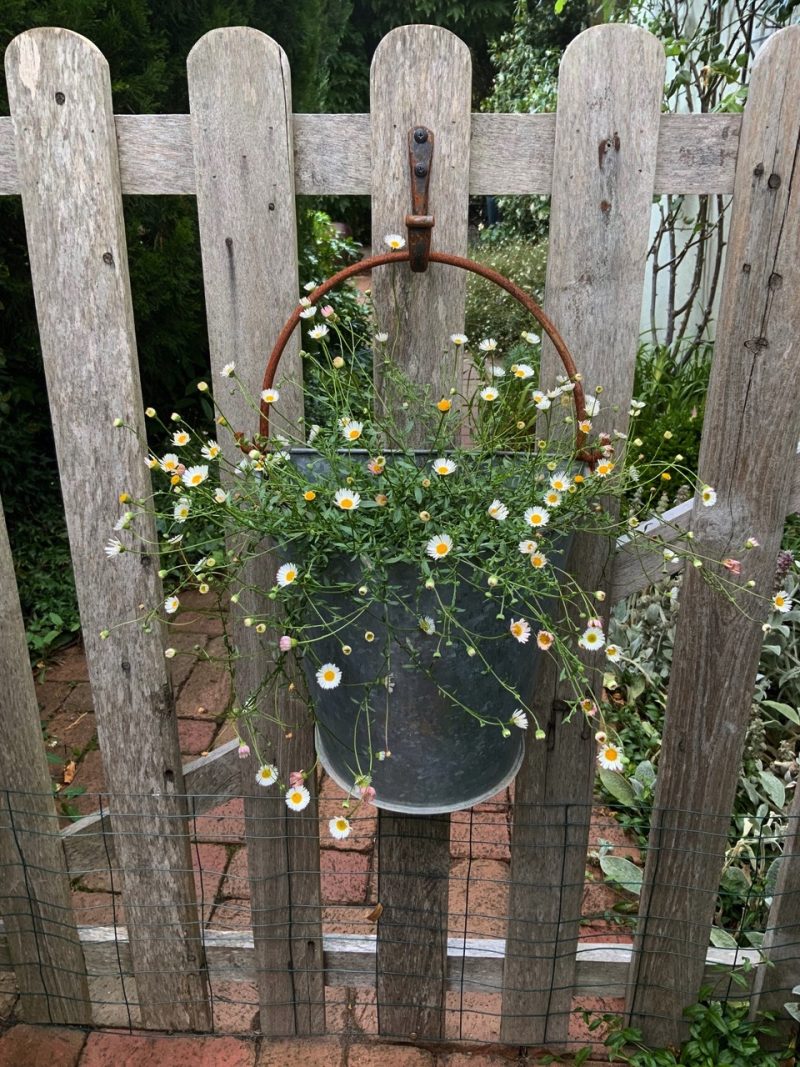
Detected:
left=0, top=785, right=784, bottom=1045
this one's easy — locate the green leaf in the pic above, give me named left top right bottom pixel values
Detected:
left=633, top=760, right=656, bottom=787
left=758, top=770, right=786, bottom=810
left=709, top=926, right=738, bottom=949
left=598, top=768, right=636, bottom=807
left=600, top=855, right=643, bottom=895
left=784, top=1002, right=800, bottom=1022
left=554, top=0, right=567, bottom=12
left=761, top=699, right=800, bottom=725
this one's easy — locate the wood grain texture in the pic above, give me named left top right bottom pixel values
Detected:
left=188, top=28, right=322, bottom=1038
left=750, top=786, right=800, bottom=1044
left=501, top=25, right=665, bottom=1047
left=5, top=27, right=210, bottom=1031
left=0, top=111, right=744, bottom=197
left=369, top=24, right=471, bottom=1041
left=0, top=498, right=92, bottom=1025
left=627, top=25, right=800, bottom=1046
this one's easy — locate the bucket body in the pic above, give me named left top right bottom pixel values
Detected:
left=285, top=450, right=564, bottom=814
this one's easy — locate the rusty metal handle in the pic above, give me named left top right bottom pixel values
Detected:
left=258, top=251, right=596, bottom=461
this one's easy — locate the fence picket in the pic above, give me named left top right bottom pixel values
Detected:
left=626, top=24, right=800, bottom=1046
left=370, top=24, right=471, bottom=1040
left=4, top=28, right=210, bottom=1031
left=0, top=498, right=92, bottom=1025
left=187, top=28, right=323, bottom=1037
left=501, top=25, right=665, bottom=1046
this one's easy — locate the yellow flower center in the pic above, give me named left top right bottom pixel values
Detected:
left=335, top=819, right=348, bottom=830
left=776, top=596, right=785, bottom=607
left=435, top=543, right=448, bottom=555
left=605, top=748, right=618, bottom=761
left=437, top=399, right=451, bottom=412
left=285, top=570, right=296, bottom=583
left=323, top=670, right=335, bottom=682
left=290, top=791, right=303, bottom=804
left=340, top=498, right=353, bottom=509
left=304, top=491, right=316, bottom=501
left=348, top=429, right=361, bottom=439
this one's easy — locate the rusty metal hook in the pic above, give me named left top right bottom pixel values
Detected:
left=406, top=126, right=434, bottom=272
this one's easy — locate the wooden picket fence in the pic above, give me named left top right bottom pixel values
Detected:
left=1, top=19, right=800, bottom=1052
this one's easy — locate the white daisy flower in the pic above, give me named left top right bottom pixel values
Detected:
left=307, top=424, right=321, bottom=445
left=375, top=332, right=389, bottom=343
left=104, top=537, right=124, bottom=557
left=261, top=388, right=280, bottom=404
left=584, top=395, right=600, bottom=417
left=579, top=625, right=605, bottom=651
left=167, top=533, right=184, bottom=545
left=113, top=512, right=133, bottom=531
left=214, top=487, right=228, bottom=504
left=160, top=453, right=180, bottom=473
left=450, top=333, right=468, bottom=346
left=536, top=630, right=555, bottom=650
left=511, top=363, right=534, bottom=379
left=543, top=489, right=562, bottom=508
left=773, top=591, right=792, bottom=613
left=433, top=457, right=457, bottom=476
left=329, top=816, right=352, bottom=840
left=488, top=499, right=509, bottom=521
left=550, top=472, right=572, bottom=492
left=511, top=708, right=528, bottom=730
left=309, top=324, right=329, bottom=341
left=172, top=430, right=190, bottom=447
left=276, top=562, right=299, bottom=587
left=221, top=362, right=236, bottom=378
left=201, top=440, right=220, bottom=460
left=480, top=386, right=499, bottom=402
left=521, top=331, right=540, bottom=344
left=478, top=338, right=497, bottom=352
left=701, top=485, right=717, bottom=507
left=299, top=306, right=317, bottom=319
left=334, top=488, right=360, bottom=511
left=426, top=533, right=453, bottom=560
left=510, top=618, right=531, bottom=644
left=384, top=234, right=406, bottom=250
left=255, top=764, right=279, bottom=787
left=173, top=498, right=191, bottom=522
left=597, top=744, right=623, bottom=771
left=164, top=595, right=180, bottom=615
left=595, top=460, right=615, bottom=478
left=419, top=616, right=436, bottom=634
left=490, top=363, right=506, bottom=377
left=316, top=663, right=342, bottom=689
left=605, top=644, right=622, bottom=662
left=629, top=399, right=646, bottom=415
left=524, top=506, right=550, bottom=529
left=342, top=420, right=363, bottom=442
left=303, top=280, right=317, bottom=292
left=534, top=395, right=551, bottom=411
left=285, top=785, right=311, bottom=811
left=182, top=464, right=209, bottom=488
left=529, top=551, right=548, bottom=569
left=299, top=297, right=312, bottom=308
left=518, top=539, right=537, bottom=555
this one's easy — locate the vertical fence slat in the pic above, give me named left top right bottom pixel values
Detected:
left=370, top=24, right=471, bottom=1040
left=751, top=785, right=800, bottom=1043
left=4, top=28, right=210, bottom=1030
left=187, top=28, right=322, bottom=1037
left=501, top=25, right=664, bottom=1046
left=0, top=497, right=92, bottom=1025
left=626, top=24, right=800, bottom=1046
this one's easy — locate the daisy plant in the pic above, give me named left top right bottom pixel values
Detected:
left=106, top=263, right=764, bottom=835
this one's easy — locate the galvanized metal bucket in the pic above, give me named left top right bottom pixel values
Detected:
left=286, top=450, right=567, bottom=814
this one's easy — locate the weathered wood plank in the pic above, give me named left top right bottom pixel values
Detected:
left=5, top=27, right=210, bottom=1031
left=0, top=924, right=762, bottom=1000
left=501, top=25, right=665, bottom=1047
left=188, top=27, right=322, bottom=1038
left=627, top=25, right=800, bottom=1046
left=370, top=24, right=471, bottom=1041
left=0, top=111, right=744, bottom=197
left=750, top=789, right=800, bottom=1043
left=0, top=497, right=92, bottom=1025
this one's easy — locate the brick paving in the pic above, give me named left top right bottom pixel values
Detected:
left=13, top=592, right=633, bottom=1062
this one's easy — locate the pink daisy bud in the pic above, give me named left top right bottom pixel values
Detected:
left=176, top=463, right=186, bottom=475
left=359, top=785, right=376, bottom=804
left=599, top=432, right=612, bottom=445
left=722, top=558, right=742, bottom=575
left=587, top=617, right=604, bottom=630
left=237, top=743, right=250, bottom=759
left=279, top=635, right=293, bottom=652
left=367, top=459, right=383, bottom=475
left=321, top=305, right=335, bottom=318
left=288, top=770, right=305, bottom=788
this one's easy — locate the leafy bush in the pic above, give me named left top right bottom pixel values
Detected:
left=465, top=233, right=548, bottom=350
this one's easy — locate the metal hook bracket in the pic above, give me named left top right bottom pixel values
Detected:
left=406, top=126, right=434, bottom=272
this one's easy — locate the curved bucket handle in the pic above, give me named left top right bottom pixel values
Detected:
left=259, top=250, right=597, bottom=462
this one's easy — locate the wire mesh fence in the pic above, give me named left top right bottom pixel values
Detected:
left=1, top=782, right=796, bottom=1051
